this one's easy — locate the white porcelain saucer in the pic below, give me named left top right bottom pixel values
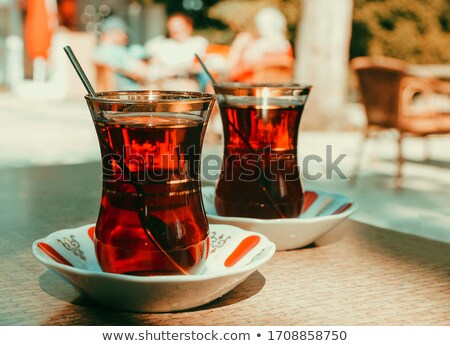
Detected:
left=202, top=186, right=357, bottom=251
left=32, top=224, right=275, bottom=312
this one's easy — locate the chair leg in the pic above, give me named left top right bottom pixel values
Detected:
left=396, top=132, right=404, bottom=189
left=350, top=127, right=369, bottom=185
left=424, top=136, right=431, bottom=161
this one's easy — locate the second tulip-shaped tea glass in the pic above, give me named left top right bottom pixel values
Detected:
left=214, top=83, right=311, bottom=219
left=85, top=91, right=216, bottom=276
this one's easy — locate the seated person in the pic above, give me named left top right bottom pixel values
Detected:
left=145, top=13, right=208, bottom=87
left=94, top=16, right=147, bottom=90
left=227, top=7, right=294, bottom=82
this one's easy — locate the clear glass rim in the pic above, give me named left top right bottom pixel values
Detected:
left=213, top=82, right=312, bottom=91
left=85, top=90, right=216, bottom=104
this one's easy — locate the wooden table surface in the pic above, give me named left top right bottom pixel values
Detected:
left=1, top=162, right=449, bottom=326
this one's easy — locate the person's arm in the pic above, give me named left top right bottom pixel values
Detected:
left=226, top=32, right=254, bottom=81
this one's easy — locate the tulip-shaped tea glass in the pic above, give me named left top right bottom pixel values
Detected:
left=85, top=91, right=216, bottom=275
left=214, top=83, right=311, bottom=219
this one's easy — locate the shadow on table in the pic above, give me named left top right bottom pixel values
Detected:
left=39, top=270, right=266, bottom=325
left=383, top=157, right=450, bottom=169
left=39, top=271, right=97, bottom=308
left=185, top=271, right=266, bottom=312
left=406, top=158, right=450, bottom=169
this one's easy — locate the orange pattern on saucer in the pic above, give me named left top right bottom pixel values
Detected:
left=225, top=235, right=261, bottom=267
left=37, top=242, right=73, bottom=267
left=88, top=226, right=95, bottom=242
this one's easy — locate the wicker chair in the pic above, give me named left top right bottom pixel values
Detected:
left=351, top=56, right=450, bottom=187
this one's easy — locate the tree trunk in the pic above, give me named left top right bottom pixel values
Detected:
left=295, top=0, right=354, bottom=130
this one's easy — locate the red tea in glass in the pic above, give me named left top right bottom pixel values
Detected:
left=85, top=91, right=215, bottom=275
left=214, top=83, right=311, bottom=219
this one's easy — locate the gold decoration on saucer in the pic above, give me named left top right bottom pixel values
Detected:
left=250, top=248, right=266, bottom=263
left=210, top=231, right=231, bottom=253
left=57, top=235, right=87, bottom=261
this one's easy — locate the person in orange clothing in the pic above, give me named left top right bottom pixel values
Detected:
left=24, top=0, right=58, bottom=81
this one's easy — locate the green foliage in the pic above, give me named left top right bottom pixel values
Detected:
left=351, top=0, right=450, bottom=63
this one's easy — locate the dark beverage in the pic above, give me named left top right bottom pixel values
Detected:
left=94, top=113, right=209, bottom=275
left=215, top=99, right=306, bottom=219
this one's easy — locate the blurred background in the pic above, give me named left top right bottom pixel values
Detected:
left=0, top=0, right=449, bottom=242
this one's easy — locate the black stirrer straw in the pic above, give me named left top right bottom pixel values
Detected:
left=194, top=54, right=285, bottom=218
left=63, top=45, right=189, bottom=275
left=63, top=46, right=97, bottom=97
left=195, top=53, right=217, bottom=85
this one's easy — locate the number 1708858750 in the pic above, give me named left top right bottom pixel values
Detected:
left=267, top=330, right=347, bottom=341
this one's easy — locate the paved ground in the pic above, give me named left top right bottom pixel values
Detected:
left=0, top=92, right=98, bottom=167
left=1, top=91, right=449, bottom=243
